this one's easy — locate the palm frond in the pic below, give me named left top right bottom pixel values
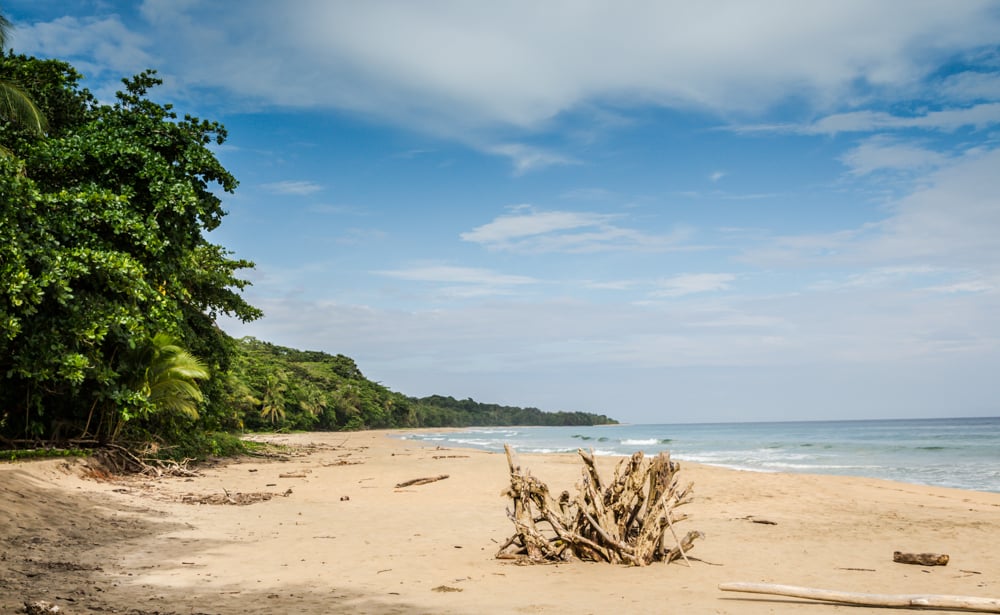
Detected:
left=0, top=81, right=48, bottom=135
left=137, top=333, right=211, bottom=419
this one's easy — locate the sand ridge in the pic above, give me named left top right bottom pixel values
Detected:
left=1, top=430, right=998, bottom=614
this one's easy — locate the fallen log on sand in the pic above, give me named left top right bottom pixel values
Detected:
left=719, top=582, right=1000, bottom=612
left=395, top=474, right=449, bottom=488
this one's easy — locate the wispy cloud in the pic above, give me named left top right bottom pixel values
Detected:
left=939, top=71, right=1000, bottom=103
left=333, top=228, right=387, bottom=245
left=651, top=273, right=736, bottom=298
left=461, top=206, right=692, bottom=253
left=560, top=187, right=616, bottom=201
left=740, top=103, right=1000, bottom=135
left=261, top=180, right=324, bottom=196
left=374, top=264, right=538, bottom=298
left=486, top=143, right=578, bottom=175
left=840, top=136, right=949, bottom=176
left=376, top=264, right=537, bottom=286
left=743, top=148, right=1000, bottom=268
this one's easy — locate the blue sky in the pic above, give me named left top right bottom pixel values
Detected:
left=8, top=1, right=1000, bottom=423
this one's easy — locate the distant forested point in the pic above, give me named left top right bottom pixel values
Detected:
left=231, top=337, right=619, bottom=431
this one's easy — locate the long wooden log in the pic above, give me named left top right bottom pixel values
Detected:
left=719, top=583, right=1000, bottom=612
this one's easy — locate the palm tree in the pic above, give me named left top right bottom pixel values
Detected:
left=297, top=383, right=328, bottom=418
left=95, top=333, right=210, bottom=441
left=139, top=333, right=211, bottom=420
left=259, top=371, right=288, bottom=425
left=0, top=12, right=47, bottom=137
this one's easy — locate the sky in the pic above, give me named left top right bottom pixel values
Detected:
left=7, top=1, right=1000, bottom=423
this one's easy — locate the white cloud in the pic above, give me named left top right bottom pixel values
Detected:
left=21, top=2, right=1000, bottom=137
left=709, top=171, right=726, bottom=182
left=462, top=208, right=616, bottom=243
left=261, top=180, right=324, bottom=196
left=12, top=14, right=153, bottom=97
left=869, top=149, right=1000, bottom=265
left=840, top=136, right=949, bottom=176
left=651, top=273, right=736, bottom=298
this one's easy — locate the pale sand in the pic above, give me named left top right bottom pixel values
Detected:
left=2, top=430, right=998, bottom=614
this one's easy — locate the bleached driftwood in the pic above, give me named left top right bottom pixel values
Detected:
left=497, top=444, right=701, bottom=566
left=719, top=583, right=1000, bottom=612
left=395, top=474, right=449, bottom=488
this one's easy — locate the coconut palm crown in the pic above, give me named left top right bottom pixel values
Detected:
left=0, top=12, right=47, bottom=136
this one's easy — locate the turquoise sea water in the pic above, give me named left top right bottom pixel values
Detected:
left=398, top=417, right=1000, bottom=493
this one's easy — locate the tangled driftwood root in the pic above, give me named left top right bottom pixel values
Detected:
left=497, top=444, right=702, bottom=566
left=89, top=445, right=199, bottom=478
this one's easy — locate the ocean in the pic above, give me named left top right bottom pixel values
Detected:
left=398, top=416, right=1000, bottom=493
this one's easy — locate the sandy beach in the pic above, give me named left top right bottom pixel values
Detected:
left=2, top=430, right=998, bottom=614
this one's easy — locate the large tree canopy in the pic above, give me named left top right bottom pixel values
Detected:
left=0, top=54, right=260, bottom=443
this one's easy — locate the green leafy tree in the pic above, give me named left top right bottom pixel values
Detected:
left=0, top=55, right=260, bottom=444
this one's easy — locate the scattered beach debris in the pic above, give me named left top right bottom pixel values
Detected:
left=735, top=515, right=777, bottom=525
left=395, top=475, right=449, bottom=488
left=894, top=551, right=950, bottom=566
left=23, top=600, right=62, bottom=614
left=179, top=487, right=292, bottom=505
left=322, top=459, right=364, bottom=466
left=278, top=470, right=310, bottom=478
left=718, top=582, right=1000, bottom=612
left=432, top=585, right=463, bottom=593
left=497, top=445, right=701, bottom=566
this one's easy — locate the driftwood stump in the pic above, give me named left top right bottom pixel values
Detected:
left=497, top=444, right=702, bottom=566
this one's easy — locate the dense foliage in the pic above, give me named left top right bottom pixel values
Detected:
left=0, top=53, right=260, bottom=445
left=0, top=49, right=615, bottom=453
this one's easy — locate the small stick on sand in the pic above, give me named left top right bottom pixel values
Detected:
left=894, top=551, right=949, bottom=566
